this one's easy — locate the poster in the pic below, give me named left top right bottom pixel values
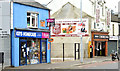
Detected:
left=51, top=19, right=89, bottom=37
left=40, top=20, right=45, bottom=27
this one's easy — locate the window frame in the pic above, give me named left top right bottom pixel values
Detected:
left=27, top=12, right=39, bottom=28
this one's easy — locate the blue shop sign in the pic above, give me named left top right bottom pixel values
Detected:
left=15, top=30, right=42, bottom=38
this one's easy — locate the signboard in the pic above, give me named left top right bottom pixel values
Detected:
left=46, top=18, right=55, bottom=27
left=15, top=30, right=42, bottom=38
left=42, top=32, right=49, bottom=38
left=109, top=36, right=118, bottom=40
left=40, top=20, right=45, bottom=27
left=48, top=38, right=54, bottom=42
left=107, top=9, right=111, bottom=29
left=94, top=35, right=109, bottom=39
left=51, top=19, right=89, bottom=37
left=96, top=5, right=100, bottom=23
left=0, top=30, right=9, bottom=38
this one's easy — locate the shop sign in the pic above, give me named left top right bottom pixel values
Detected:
left=96, top=5, right=100, bottom=23
left=109, top=36, right=118, bottom=40
left=40, top=20, right=45, bottom=27
left=107, top=9, right=111, bottom=29
left=51, top=19, right=89, bottom=37
left=48, top=38, right=54, bottom=42
left=46, top=18, right=55, bottom=27
left=15, top=30, right=42, bottom=38
left=94, top=35, right=109, bottom=39
left=42, top=32, right=49, bottom=38
left=48, top=43, right=50, bottom=50
left=47, top=18, right=55, bottom=23
left=0, top=30, right=9, bottom=38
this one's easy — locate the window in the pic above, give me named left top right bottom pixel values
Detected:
left=113, top=24, right=114, bottom=35
left=27, top=12, right=38, bottom=28
left=119, top=25, right=120, bottom=35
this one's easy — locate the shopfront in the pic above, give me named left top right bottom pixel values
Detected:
left=91, top=31, right=109, bottom=57
left=11, top=29, right=51, bottom=66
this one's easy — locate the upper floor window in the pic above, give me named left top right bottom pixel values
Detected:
left=27, top=12, right=38, bottom=28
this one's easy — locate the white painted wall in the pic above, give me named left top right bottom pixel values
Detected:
left=109, top=22, right=118, bottom=36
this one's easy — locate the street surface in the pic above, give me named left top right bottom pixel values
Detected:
left=66, top=60, right=119, bottom=69
left=4, top=56, right=119, bottom=69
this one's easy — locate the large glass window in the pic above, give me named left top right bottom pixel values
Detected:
left=27, top=12, right=38, bottom=28
left=20, top=38, right=40, bottom=65
left=27, top=38, right=40, bottom=64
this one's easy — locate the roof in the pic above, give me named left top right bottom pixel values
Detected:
left=12, top=0, right=50, bottom=10
left=51, top=2, right=92, bottom=19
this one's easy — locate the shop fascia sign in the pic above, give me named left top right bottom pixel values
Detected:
left=15, top=30, right=49, bottom=38
left=109, top=36, right=118, bottom=40
left=94, top=35, right=109, bottom=39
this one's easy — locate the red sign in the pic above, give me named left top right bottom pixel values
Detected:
left=107, top=10, right=110, bottom=26
left=42, top=32, right=49, bottom=38
left=96, top=9, right=100, bottom=23
left=47, top=18, right=55, bottom=23
left=52, top=24, right=61, bottom=34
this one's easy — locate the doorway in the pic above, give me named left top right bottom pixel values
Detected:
left=19, top=40, right=27, bottom=66
left=74, top=43, right=80, bottom=60
left=40, top=39, right=47, bottom=63
left=95, top=41, right=105, bottom=56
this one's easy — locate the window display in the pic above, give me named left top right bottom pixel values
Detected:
left=20, top=38, right=40, bottom=65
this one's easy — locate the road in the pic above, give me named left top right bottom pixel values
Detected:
left=58, top=60, right=119, bottom=69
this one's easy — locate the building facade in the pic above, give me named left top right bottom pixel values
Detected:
left=0, top=0, right=51, bottom=67
left=47, top=0, right=111, bottom=59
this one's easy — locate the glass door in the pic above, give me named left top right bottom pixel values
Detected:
left=40, top=39, right=47, bottom=63
left=19, top=40, right=27, bottom=66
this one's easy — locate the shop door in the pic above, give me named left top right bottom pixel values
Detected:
left=19, top=40, right=27, bottom=66
left=40, top=40, right=47, bottom=63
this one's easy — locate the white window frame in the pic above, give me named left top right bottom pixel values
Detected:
left=27, top=12, right=38, bottom=28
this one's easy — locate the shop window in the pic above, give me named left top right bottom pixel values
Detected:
left=27, top=12, right=38, bottom=28
left=20, top=38, right=40, bottom=65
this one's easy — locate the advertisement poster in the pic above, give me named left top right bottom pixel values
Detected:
left=51, top=19, right=89, bottom=37
left=40, top=20, right=45, bottom=27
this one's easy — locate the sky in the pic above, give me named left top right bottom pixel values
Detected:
left=35, top=0, right=120, bottom=13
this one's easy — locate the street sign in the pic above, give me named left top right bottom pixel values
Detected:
left=48, top=38, right=54, bottom=42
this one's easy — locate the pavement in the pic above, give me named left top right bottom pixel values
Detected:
left=4, top=56, right=112, bottom=69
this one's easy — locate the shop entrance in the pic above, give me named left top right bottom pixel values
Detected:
left=95, top=41, right=105, bottom=56
left=19, top=40, right=27, bottom=66
left=40, top=39, right=47, bottom=63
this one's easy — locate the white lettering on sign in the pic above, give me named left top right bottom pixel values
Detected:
left=16, top=31, right=22, bottom=36
left=23, top=32, right=36, bottom=37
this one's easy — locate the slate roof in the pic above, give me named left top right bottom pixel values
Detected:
left=12, top=0, right=50, bottom=10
